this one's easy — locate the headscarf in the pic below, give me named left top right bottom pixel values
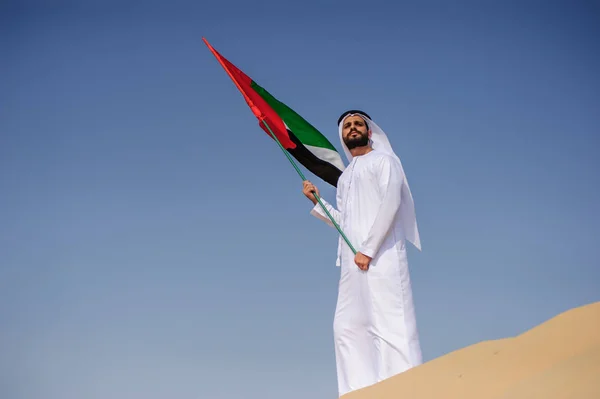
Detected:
left=338, top=111, right=421, bottom=251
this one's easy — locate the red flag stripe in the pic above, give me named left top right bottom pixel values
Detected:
left=203, top=38, right=295, bottom=149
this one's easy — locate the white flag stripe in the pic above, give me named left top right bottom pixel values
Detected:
left=305, top=144, right=346, bottom=171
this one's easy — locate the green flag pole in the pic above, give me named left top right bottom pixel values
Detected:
left=259, top=119, right=357, bottom=255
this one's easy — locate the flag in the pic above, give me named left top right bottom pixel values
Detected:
left=203, top=38, right=345, bottom=187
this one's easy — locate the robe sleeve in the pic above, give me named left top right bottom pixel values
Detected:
left=359, top=155, right=403, bottom=258
left=310, top=197, right=341, bottom=228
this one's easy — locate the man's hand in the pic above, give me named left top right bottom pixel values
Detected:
left=302, top=180, right=319, bottom=205
left=354, top=252, right=372, bottom=271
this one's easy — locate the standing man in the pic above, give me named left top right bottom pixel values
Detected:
left=302, top=110, right=422, bottom=397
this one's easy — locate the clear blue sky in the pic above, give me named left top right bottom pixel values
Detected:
left=2, top=1, right=599, bottom=398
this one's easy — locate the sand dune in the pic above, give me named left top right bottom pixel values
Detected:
left=343, top=301, right=600, bottom=399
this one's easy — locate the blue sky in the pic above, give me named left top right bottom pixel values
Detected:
left=1, top=1, right=599, bottom=398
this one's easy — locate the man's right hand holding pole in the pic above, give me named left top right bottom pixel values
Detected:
left=302, top=180, right=319, bottom=205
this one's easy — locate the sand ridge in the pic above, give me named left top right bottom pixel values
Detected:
left=343, top=301, right=600, bottom=399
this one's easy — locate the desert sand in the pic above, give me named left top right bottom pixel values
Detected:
left=343, top=301, right=600, bottom=399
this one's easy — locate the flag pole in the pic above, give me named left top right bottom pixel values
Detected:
left=259, top=119, right=357, bottom=255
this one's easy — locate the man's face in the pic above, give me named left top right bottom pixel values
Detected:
left=341, top=115, right=370, bottom=150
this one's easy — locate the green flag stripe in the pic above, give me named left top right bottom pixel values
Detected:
left=250, top=81, right=337, bottom=151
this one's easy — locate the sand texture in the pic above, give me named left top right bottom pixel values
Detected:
left=343, top=301, right=600, bottom=399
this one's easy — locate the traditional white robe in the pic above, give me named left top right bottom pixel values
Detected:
left=310, top=149, right=422, bottom=397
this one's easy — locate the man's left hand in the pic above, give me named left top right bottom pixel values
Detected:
left=354, top=252, right=372, bottom=271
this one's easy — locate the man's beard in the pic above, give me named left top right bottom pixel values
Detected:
left=343, top=131, right=369, bottom=150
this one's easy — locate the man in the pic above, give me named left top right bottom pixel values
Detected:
left=302, top=110, right=422, bottom=397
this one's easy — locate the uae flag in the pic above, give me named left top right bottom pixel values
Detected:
left=203, top=38, right=345, bottom=187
